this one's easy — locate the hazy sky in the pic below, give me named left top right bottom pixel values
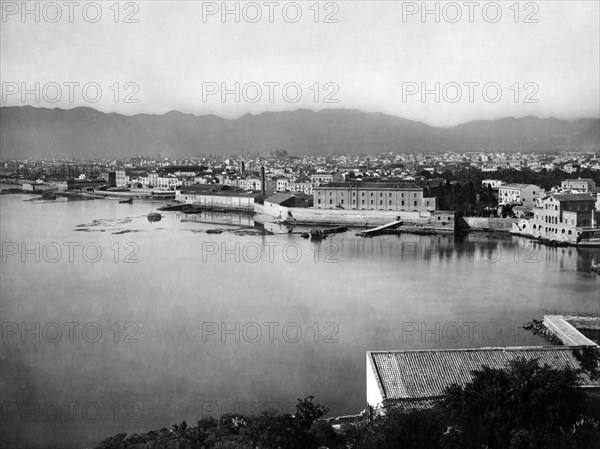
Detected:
left=1, top=0, right=599, bottom=126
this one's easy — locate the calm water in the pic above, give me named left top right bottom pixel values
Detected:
left=1, top=193, right=599, bottom=448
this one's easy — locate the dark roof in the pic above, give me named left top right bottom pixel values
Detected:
left=192, top=190, right=258, bottom=198
left=500, top=183, right=538, bottom=189
left=550, top=193, right=596, bottom=202
left=264, top=192, right=311, bottom=205
left=317, top=182, right=422, bottom=191
left=563, top=178, right=595, bottom=183
left=264, top=193, right=296, bottom=205
left=179, top=184, right=246, bottom=194
left=368, top=346, right=600, bottom=402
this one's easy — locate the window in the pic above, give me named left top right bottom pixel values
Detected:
left=361, top=200, right=365, bottom=205
left=414, top=201, right=417, bottom=206
left=370, top=200, right=374, bottom=205
left=389, top=193, right=392, bottom=197
left=329, top=199, right=332, bottom=204
left=389, top=200, right=392, bottom=205
left=341, top=200, right=344, bottom=204
left=379, top=200, right=383, bottom=205
left=401, top=201, right=405, bottom=206
left=318, top=199, right=321, bottom=204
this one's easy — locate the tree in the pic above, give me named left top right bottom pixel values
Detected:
left=440, top=358, right=592, bottom=449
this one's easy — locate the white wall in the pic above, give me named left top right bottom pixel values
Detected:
left=366, top=353, right=384, bottom=408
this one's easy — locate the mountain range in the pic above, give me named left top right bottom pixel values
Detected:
left=1, top=106, right=598, bottom=159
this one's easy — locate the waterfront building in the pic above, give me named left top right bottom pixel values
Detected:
left=498, top=183, right=543, bottom=208
left=366, top=347, right=600, bottom=415
left=561, top=178, right=597, bottom=193
left=263, top=193, right=312, bottom=217
left=528, top=193, right=598, bottom=243
left=313, top=182, right=437, bottom=212
left=176, top=184, right=259, bottom=211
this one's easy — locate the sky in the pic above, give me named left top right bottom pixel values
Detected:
left=1, top=0, right=599, bottom=127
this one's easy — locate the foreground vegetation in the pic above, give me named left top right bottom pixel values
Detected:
left=96, top=359, right=600, bottom=449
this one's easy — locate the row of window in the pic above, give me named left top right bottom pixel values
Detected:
left=317, top=191, right=419, bottom=198
left=317, top=199, right=419, bottom=206
left=535, top=214, right=583, bottom=226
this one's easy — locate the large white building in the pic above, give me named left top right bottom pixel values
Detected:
left=498, top=183, right=543, bottom=208
left=527, top=193, right=598, bottom=243
left=314, top=182, right=437, bottom=212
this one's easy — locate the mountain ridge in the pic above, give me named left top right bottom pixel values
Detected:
left=1, top=106, right=598, bottom=159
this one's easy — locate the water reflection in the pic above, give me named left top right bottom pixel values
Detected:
left=178, top=210, right=255, bottom=227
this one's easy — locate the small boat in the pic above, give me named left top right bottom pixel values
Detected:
left=147, top=212, right=162, bottom=222
left=206, top=229, right=223, bottom=234
left=119, top=197, right=133, bottom=204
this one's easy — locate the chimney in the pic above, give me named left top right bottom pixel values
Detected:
left=261, top=166, right=266, bottom=195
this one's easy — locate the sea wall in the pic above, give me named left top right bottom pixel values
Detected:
left=462, top=217, right=517, bottom=232
left=255, top=204, right=455, bottom=230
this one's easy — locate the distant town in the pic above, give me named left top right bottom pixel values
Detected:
left=2, top=149, right=600, bottom=246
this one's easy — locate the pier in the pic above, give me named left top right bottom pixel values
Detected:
left=357, top=220, right=403, bottom=237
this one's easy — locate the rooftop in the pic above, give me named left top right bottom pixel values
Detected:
left=500, top=183, right=538, bottom=189
left=550, top=193, right=596, bottom=202
left=317, top=182, right=422, bottom=191
left=264, top=192, right=311, bottom=205
left=368, top=346, right=600, bottom=402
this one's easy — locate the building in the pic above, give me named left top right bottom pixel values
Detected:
left=562, top=178, right=597, bottom=193
left=263, top=193, right=313, bottom=217
left=101, top=171, right=116, bottom=187
left=115, top=170, right=127, bottom=187
left=276, top=178, right=290, bottom=192
left=310, top=173, right=334, bottom=188
left=529, top=193, right=598, bottom=243
left=138, top=172, right=182, bottom=190
left=366, top=347, right=600, bottom=415
left=313, top=182, right=437, bottom=212
left=176, top=184, right=258, bottom=211
left=482, top=179, right=504, bottom=189
left=498, top=183, right=542, bottom=208
left=289, top=181, right=312, bottom=194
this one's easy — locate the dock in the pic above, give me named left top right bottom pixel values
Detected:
left=543, top=315, right=598, bottom=346
left=357, top=220, right=403, bottom=237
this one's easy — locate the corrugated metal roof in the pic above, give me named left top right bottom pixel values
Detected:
left=369, top=347, right=600, bottom=401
